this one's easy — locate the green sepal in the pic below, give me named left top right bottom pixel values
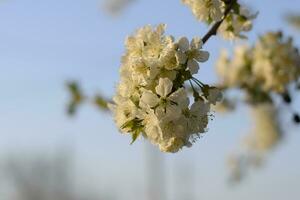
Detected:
left=121, top=120, right=134, bottom=130
left=201, top=84, right=211, bottom=98
left=94, top=95, right=109, bottom=110
left=121, top=118, right=144, bottom=144
left=130, top=130, right=141, bottom=145
left=232, top=2, right=240, bottom=14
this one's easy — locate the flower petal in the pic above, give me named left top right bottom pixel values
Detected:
left=207, top=88, right=223, bottom=105
left=178, top=37, right=190, bottom=52
left=195, top=50, right=209, bottom=62
left=175, top=51, right=187, bottom=64
left=187, top=59, right=199, bottom=74
left=169, top=88, right=190, bottom=108
left=155, top=78, right=173, bottom=97
left=140, top=90, right=159, bottom=108
left=191, top=100, right=210, bottom=116
left=190, top=37, right=203, bottom=49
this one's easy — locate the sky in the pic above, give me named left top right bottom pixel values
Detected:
left=0, top=0, right=300, bottom=199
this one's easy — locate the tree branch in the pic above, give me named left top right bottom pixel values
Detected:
left=201, top=0, right=236, bottom=44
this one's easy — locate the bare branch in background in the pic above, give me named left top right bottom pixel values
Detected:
left=102, top=0, right=136, bottom=16
left=94, top=94, right=111, bottom=111
left=0, top=152, right=107, bottom=200
left=202, top=0, right=236, bottom=44
left=227, top=103, right=283, bottom=183
left=66, top=81, right=111, bottom=116
left=286, top=14, right=300, bottom=30
left=66, top=81, right=85, bottom=116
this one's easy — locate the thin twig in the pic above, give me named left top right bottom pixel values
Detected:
left=201, top=0, right=236, bottom=44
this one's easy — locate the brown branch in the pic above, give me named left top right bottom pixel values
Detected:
left=201, top=0, right=236, bottom=44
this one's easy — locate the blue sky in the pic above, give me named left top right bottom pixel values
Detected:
left=1, top=0, right=300, bottom=199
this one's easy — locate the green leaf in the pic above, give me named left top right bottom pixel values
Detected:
left=67, top=101, right=77, bottom=116
left=121, top=118, right=144, bottom=131
left=201, top=84, right=211, bottom=98
left=286, top=14, right=300, bottom=30
left=207, top=16, right=213, bottom=25
left=226, top=25, right=234, bottom=32
left=130, top=131, right=141, bottom=145
left=66, top=81, right=85, bottom=116
left=232, top=2, right=240, bottom=14
left=238, top=15, right=248, bottom=22
left=94, top=95, right=109, bottom=110
left=121, top=120, right=134, bottom=130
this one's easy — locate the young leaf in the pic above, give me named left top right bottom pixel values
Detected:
left=130, top=131, right=141, bottom=144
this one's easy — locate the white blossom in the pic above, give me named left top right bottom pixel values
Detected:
left=218, top=7, right=257, bottom=40
left=252, top=32, right=300, bottom=92
left=216, top=32, right=300, bottom=94
left=182, top=0, right=224, bottom=23
left=187, top=100, right=211, bottom=134
left=207, top=88, right=223, bottom=105
left=216, top=45, right=253, bottom=88
left=227, top=103, right=282, bottom=182
left=110, top=24, right=221, bottom=153
left=245, top=103, right=282, bottom=152
left=182, top=0, right=257, bottom=40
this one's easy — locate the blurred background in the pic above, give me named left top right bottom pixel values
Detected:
left=0, top=0, right=300, bottom=199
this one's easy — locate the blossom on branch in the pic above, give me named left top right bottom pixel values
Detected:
left=228, top=103, right=282, bottom=182
left=253, top=32, right=300, bottom=93
left=216, top=45, right=254, bottom=88
left=109, top=24, right=222, bottom=153
left=182, top=0, right=257, bottom=40
left=245, top=103, right=282, bottom=152
left=215, top=32, right=300, bottom=181
left=216, top=32, right=300, bottom=96
left=218, top=6, right=257, bottom=40
left=181, top=0, right=225, bottom=23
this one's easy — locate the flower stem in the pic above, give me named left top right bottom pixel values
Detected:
left=201, top=0, right=236, bottom=44
left=192, top=77, right=205, bottom=87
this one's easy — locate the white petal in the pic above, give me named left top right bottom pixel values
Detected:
left=156, top=23, right=166, bottom=35
left=178, top=37, right=189, bottom=52
left=195, top=50, right=209, bottom=62
left=155, top=78, right=173, bottom=98
left=140, top=90, right=159, bottom=108
left=207, top=88, right=223, bottom=105
left=191, top=100, right=210, bottom=116
left=190, top=37, right=203, bottom=49
left=169, top=88, right=190, bottom=108
left=149, top=66, right=160, bottom=79
left=175, top=51, right=187, bottom=64
left=187, top=59, right=199, bottom=74
left=166, top=104, right=182, bottom=120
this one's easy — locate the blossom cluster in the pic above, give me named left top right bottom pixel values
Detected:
left=245, top=103, right=282, bottom=152
left=216, top=32, right=300, bottom=181
left=181, top=0, right=257, bottom=40
left=110, top=24, right=222, bottom=153
left=252, top=32, right=300, bottom=93
left=218, top=6, right=257, bottom=40
left=216, top=32, right=300, bottom=96
left=227, top=103, right=282, bottom=182
left=182, top=0, right=224, bottom=23
left=216, top=45, right=253, bottom=88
